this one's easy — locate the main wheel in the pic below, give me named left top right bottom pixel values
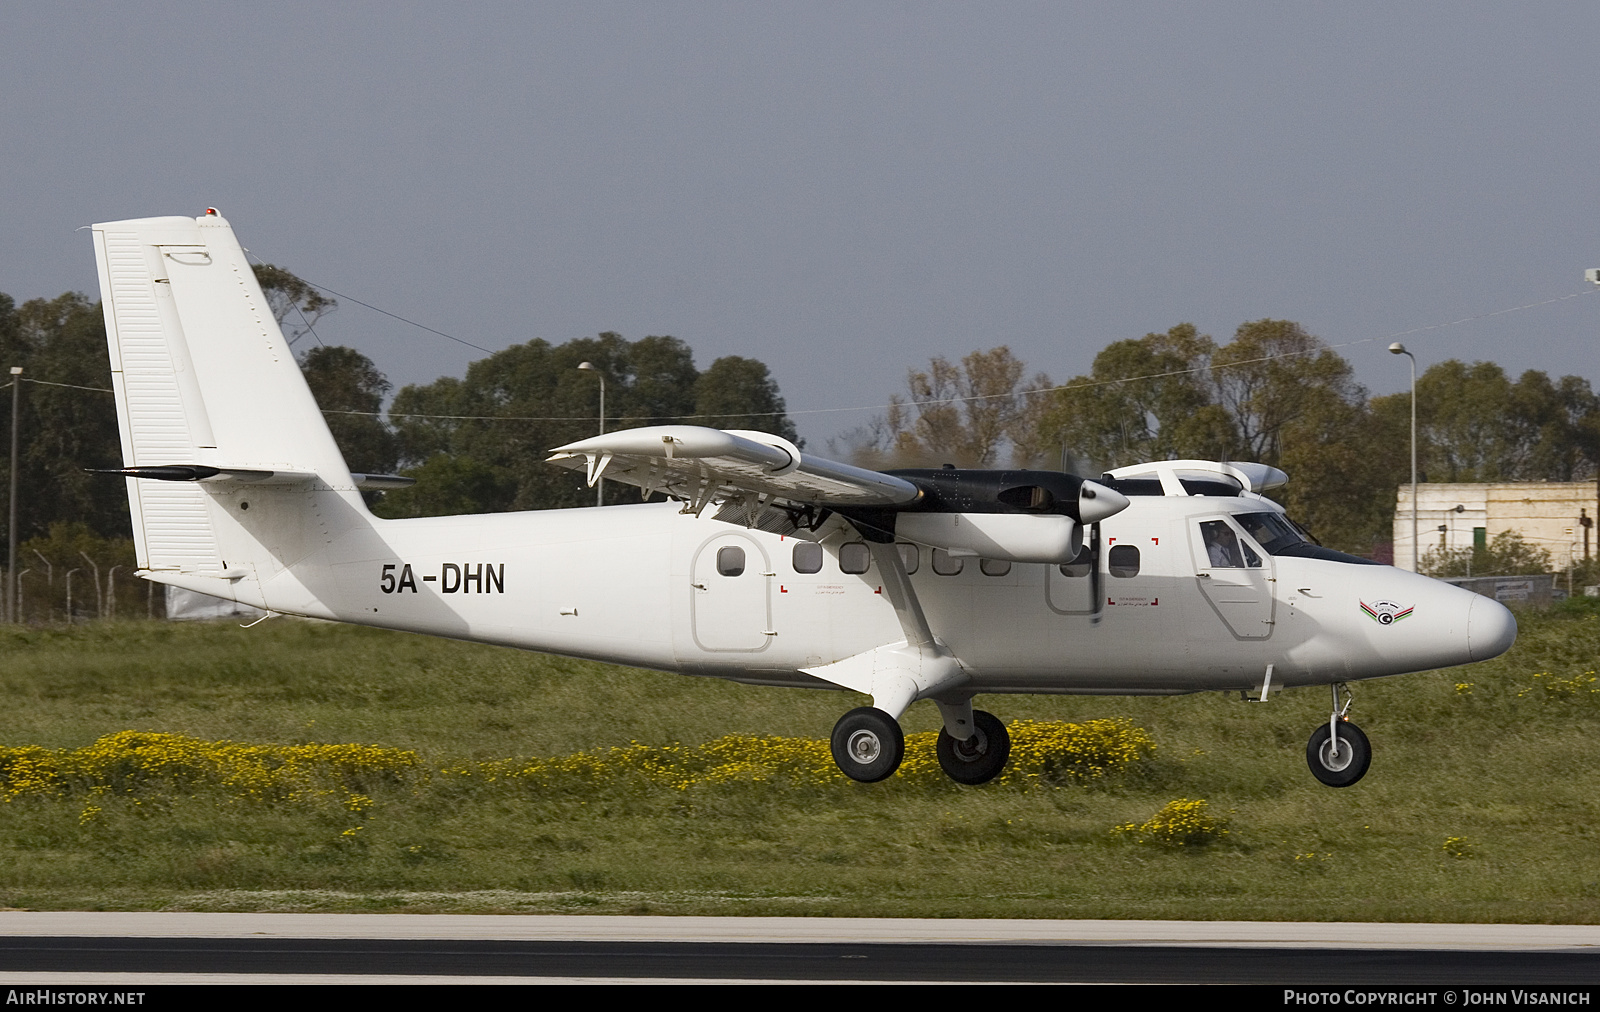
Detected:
left=936, top=709, right=1012, bottom=785
left=1306, top=721, right=1371, bottom=787
left=830, top=707, right=905, bottom=783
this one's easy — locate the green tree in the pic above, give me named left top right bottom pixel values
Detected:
left=1037, top=324, right=1233, bottom=471
left=0, top=292, right=128, bottom=541
left=863, top=347, right=1051, bottom=468
left=372, top=453, right=518, bottom=519
left=693, top=356, right=800, bottom=444
left=1275, top=389, right=1407, bottom=556
left=1210, top=319, right=1362, bottom=461
left=1386, top=360, right=1516, bottom=481
left=1504, top=370, right=1598, bottom=481
left=1372, top=360, right=1600, bottom=483
left=382, top=332, right=796, bottom=515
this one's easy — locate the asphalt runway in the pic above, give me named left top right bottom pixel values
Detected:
left=0, top=915, right=1596, bottom=985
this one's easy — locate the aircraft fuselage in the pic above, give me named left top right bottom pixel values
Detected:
left=183, top=490, right=1511, bottom=698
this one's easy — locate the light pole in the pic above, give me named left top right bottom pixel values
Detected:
left=1591, top=271, right=1600, bottom=529
left=1449, top=503, right=1465, bottom=575
left=1389, top=344, right=1417, bottom=571
left=577, top=361, right=606, bottom=507
left=7, top=366, right=20, bottom=622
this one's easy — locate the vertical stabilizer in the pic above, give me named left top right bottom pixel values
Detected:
left=93, top=212, right=366, bottom=596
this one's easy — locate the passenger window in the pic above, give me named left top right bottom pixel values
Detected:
left=932, top=549, right=964, bottom=576
left=1108, top=544, right=1140, bottom=578
left=1059, top=546, right=1092, bottom=578
left=717, top=546, right=746, bottom=577
left=980, top=559, right=1011, bottom=577
left=839, top=542, right=871, bottom=575
left=792, top=541, right=823, bottom=574
left=1199, top=520, right=1244, bottom=568
left=896, top=542, right=919, bottom=574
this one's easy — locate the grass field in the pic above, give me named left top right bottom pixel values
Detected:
left=0, top=601, right=1596, bottom=921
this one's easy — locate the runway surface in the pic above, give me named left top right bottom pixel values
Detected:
left=0, top=915, right=1596, bottom=984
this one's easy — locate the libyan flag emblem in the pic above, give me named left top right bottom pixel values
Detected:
left=1361, top=599, right=1414, bottom=625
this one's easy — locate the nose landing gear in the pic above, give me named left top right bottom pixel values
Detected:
left=1306, top=682, right=1370, bottom=787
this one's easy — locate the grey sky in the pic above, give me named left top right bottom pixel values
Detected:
left=3, top=2, right=1596, bottom=448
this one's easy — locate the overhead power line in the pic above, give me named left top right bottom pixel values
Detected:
left=32, top=278, right=1597, bottom=422
left=318, top=286, right=1600, bottom=422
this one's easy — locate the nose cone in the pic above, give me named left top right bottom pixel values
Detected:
left=1078, top=480, right=1130, bottom=524
left=1468, top=595, right=1517, bottom=662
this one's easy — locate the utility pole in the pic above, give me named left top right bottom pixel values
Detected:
left=577, top=362, right=606, bottom=507
left=7, top=366, right=20, bottom=623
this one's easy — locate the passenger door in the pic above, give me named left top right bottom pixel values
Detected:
left=689, top=532, right=774, bottom=652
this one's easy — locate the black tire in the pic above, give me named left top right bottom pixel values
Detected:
left=1306, top=721, right=1371, bottom=787
left=935, top=709, right=1012, bottom=785
left=830, top=707, right=905, bottom=783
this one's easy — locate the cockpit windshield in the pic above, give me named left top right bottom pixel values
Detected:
left=1236, top=513, right=1303, bottom=554
left=1234, top=512, right=1381, bottom=566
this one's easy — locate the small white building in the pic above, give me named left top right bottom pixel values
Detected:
left=1394, top=481, right=1597, bottom=573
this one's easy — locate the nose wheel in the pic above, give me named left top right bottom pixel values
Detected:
left=1306, top=683, right=1370, bottom=787
left=935, top=709, right=1011, bottom=785
left=830, top=707, right=905, bottom=782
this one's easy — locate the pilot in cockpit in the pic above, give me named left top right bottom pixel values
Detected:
left=1201, top=520, right=1244, bottom=568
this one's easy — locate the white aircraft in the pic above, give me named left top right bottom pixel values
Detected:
left=88, top=211, right=1517, bottom=789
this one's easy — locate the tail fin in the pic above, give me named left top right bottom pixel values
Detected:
left=92, top=211, right=366, bottom=601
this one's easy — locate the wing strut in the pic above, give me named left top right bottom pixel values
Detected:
left=868, top=542, right=935, bottom=650
left=801, top=540, right=968, bottom=724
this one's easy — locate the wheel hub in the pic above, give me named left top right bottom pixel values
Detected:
left=952, top=729, right=988, bottom=762
left=1319, top=736, right=1354, bottom=772
left=847, top=729, right=882, bottom=764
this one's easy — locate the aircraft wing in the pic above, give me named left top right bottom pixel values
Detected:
left=547, top=425, right=920, bottom=524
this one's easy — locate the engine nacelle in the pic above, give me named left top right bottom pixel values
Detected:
left=896, top=512, right=1082, bottom=564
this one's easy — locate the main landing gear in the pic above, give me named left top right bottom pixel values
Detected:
left=1306, top=682, right=1371, bottom=787
left=830, top=705, right=1012, bottom=785
left=936, top=709, right=1011, bottom=785
left=830, top=707, right=905, bottom=783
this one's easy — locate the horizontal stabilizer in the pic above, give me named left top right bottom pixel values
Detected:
left=350, top=472, right=417, bottom=490
left=88, top=464, right=317, bottom=485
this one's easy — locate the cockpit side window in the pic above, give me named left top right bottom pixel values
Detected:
left=1199, top=520, right=1245, bottom=568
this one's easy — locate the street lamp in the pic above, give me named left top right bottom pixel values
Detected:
left=7, top=365, right=20, bottom=622
left=1449, top=503, right=1465, bottom=575
left=576, top=362, right=606, bottom=507
left=1389, top=343, right=1417, bottom=571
